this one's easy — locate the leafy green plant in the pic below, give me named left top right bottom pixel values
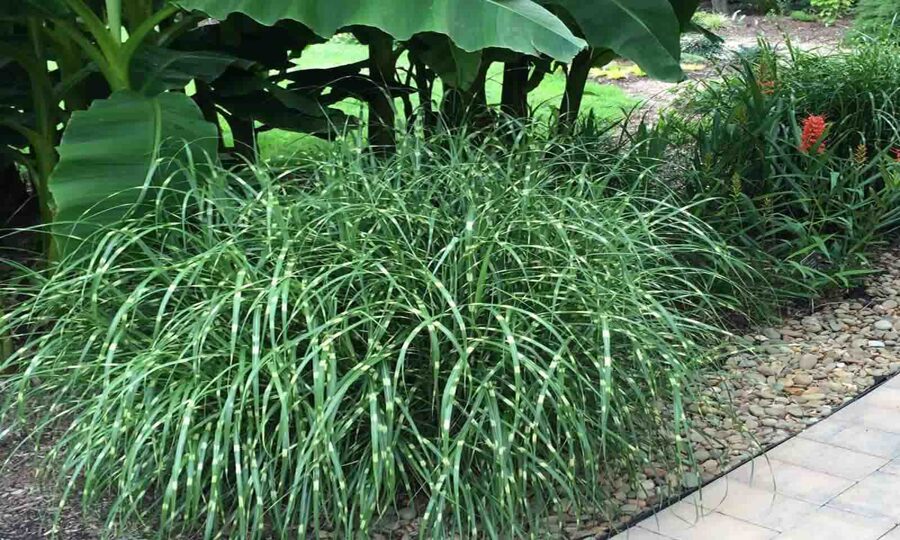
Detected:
left=0, top=126, right=763, bottom=539
left=692, top=10, right=731, bottom=30
left=853, top=0, right=900, bottom=37
left=810, top=0, right=855, bottom=22
left=662, top=41, right=900, bottom=294
left=681, top=33, right=726, bottom=60
left=781, top=39, right=900, bottom=153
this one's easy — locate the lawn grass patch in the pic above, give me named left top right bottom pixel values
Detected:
left=253, top=41, right=637, bottom=161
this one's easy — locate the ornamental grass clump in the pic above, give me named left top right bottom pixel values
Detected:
left=0, top=130, right=762, bottom=538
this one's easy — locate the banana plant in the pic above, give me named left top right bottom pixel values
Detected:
left=0, top=0, right=704, bottom=255
left=1, top=0, right=219, bottom=254
left=175, top=0, right=588, bottom=62
left=174, top=0, right=590, bottom=148
left=0, top=9, right=62, bottom=226
left=172, top=14, right=360, bottom=159
left=551, top=0, right=700, bottom=127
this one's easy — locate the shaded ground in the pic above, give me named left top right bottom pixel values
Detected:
left=0, top=429, right=102, bottom=540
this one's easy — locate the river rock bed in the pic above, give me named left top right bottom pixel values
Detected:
left=593, top=247, right=900, bottom=539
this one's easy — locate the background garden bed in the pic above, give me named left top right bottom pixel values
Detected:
left=3, top=0, right=900, bottom=539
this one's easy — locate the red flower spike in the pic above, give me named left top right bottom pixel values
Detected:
left=799, top=114, right=827, bottom=154
left=893, top=147, right=900, bottom=162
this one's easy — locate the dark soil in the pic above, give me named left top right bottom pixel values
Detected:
left=716, top=13, right=851, bottom=50
left=0, top=428, right=102, bottom=540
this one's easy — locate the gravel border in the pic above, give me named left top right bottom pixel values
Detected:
left=596, top=246, right=900, bottom=539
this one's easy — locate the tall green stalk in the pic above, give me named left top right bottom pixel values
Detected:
left=106, top=0, right=122, bottom=43
left=59, top=0, right=177, bottom=91
left=366, top=29, right=398, bottom=152
left=501, top=56, right=529, bottom=118
left=0, top=20, right=58, bottom=226
left=559, top=49, right=591, bottom=131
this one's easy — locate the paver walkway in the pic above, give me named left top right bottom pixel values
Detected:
left=613, top=375, right=900, bottom=539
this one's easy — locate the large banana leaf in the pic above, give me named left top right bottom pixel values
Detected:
left=48, top=91, right=217, bottom=255
left=172, top=16, right=322, bottom=71
left=411, top=34, right=482, bottom=90
left=547, top=0, right=685, bottom=81
left=131, top=45, right=254, bottom=95
left=173, top=0, right=587, bottom=62
left=0, top=0, right=69, bottom=17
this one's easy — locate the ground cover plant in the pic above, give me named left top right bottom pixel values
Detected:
left=659, top=38, right=900, bottom=294
left=0, top=127, right=765, bottom=538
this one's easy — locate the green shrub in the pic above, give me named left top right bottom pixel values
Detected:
left=810, top=0, right=856, bottom=22
left=681, top=33, right=727, bottom=61
left=662, top=43, right=900, bottom=293
left=782, top=40, right=900, bottom=151
left=854, top=0, right=900, bottom=37
left=790, top=9, right=820, bottom=21
left=677, top=39, right=900, bottom=155
left=692, top=10, right=731, bottom=30
left=0, top=129, right=764, bottom=538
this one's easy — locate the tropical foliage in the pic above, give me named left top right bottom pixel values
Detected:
left=660, top=38, right=900, bottom=293
left=809, top=0, right=855, bottom=22
left=0, top=0, right=701, bottom=250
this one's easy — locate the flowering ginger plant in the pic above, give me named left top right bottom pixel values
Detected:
left=799, top=114, right=827, bottom=154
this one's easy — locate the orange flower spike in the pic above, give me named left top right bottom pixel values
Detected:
left=799, top=114, right=827, bottom=154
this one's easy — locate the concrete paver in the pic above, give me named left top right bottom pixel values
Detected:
left=611, top=381, right=900, bottom=540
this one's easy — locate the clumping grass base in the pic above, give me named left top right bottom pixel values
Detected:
left=1, top=130, right=763, bottom=538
